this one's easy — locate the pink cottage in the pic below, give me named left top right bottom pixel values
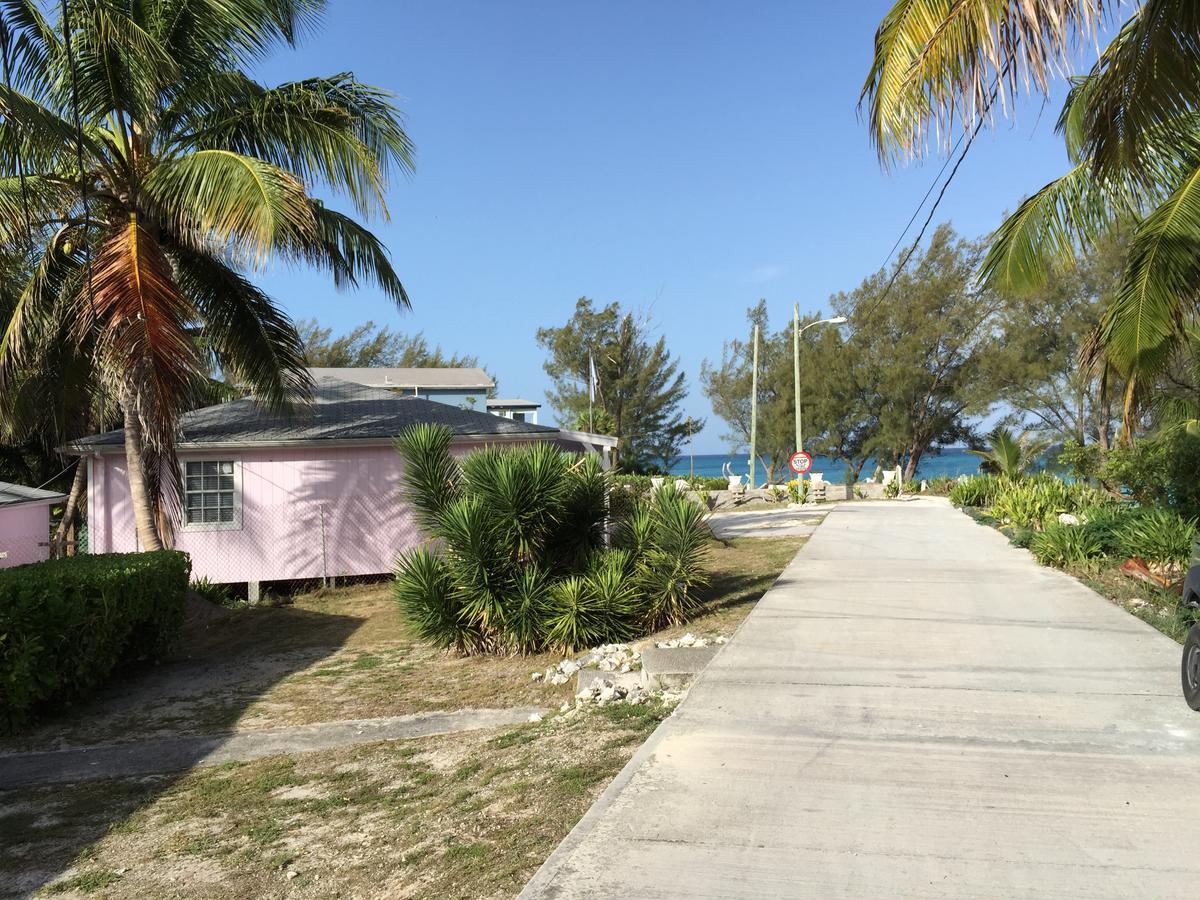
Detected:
left=0, top=482, right=66, bottom=568
left=72, top=378, right=615, bottom=594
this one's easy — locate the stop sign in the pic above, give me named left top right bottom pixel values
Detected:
left=788, top=451, right=813, bottom=474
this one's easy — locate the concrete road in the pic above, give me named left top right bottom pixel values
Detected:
left=520, top=498, right=1200, bottom=899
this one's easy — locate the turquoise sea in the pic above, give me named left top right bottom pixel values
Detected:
left=668, top=449, right=982, bottom=483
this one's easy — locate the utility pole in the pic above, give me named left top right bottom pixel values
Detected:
left=749, top=323, right=759, bottom=489
left=793, top=303, right=802, bottom=453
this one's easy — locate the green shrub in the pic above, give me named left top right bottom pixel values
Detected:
left=1101, top=432, right=1200, bottom=520
left=191, top=576, right=234, bottom=607
left=0, top=551, right=190, bottom=731
left=1031, top=526, right=1105, bottom=567
left=629, top=487, right=711, bottom=629
left=948, top=474, right=1007, bottom=508
left=988, top=475, right=1108, bottom=530
left=1112, top=508, right=1197, bottom=564
left=393, top=427, right=711, bottom=655
left=1007, top=526, right=1036, bottom=549
left=924, top=476, right=957, bottom=496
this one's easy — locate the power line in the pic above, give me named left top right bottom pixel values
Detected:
left=855, top=75, right=1005, bottom=331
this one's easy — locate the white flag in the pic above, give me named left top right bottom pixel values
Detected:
left=588, top=352, right=598, bottom=403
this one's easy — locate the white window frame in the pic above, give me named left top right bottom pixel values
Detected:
left=180, top=456, right=243, bottom=532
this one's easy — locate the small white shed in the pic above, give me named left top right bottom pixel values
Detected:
left=0, top=482, right=66, bottom=568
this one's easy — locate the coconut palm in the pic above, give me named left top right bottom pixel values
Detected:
left=862, top=0, right=1200, bottom=419
left=0, top=0, right=412, bottom=550
left=967, top=426, right=1050, bottom=479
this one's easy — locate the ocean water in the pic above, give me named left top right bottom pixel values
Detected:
left=668, top=450, right=981, bottom=483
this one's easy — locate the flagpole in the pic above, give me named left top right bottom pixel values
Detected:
left=749, top=324, right=759, bottom=489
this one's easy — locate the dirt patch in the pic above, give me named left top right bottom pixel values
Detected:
left=6, top=704, right=671, bottom=900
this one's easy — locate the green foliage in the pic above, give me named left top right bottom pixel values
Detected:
left=1100, top=432, right=1200, bottom=520
left=1058, top=442, right=1106, bottom=483
left=923, top=476, right=957, bottom=496
left=0, top=551, right=190, bottom=730
left=786, top=478, right=809, bottom=504
left=297, top=319, right=483, bottom=372
left=949, top=474, right=1007, bottom=508
left=1111, top=508, right=1197, bottom=565
left=883, top=477, right=900, bottom=499
left=988, top=475, right=1106, bottom=530
left=1007, top=526, right=1037, bottom=549
left=629, top=488, right=712, bottom=630
left=393, top=546, right=483, bottom=654
left=536, top=298, right=695, bottom=473
left=968, top=426, right=1049, bottom=478
left=392, top=427, right=711, bottom=655
left=191, top=576, right=234, bottom=608
left=1031, top=526, right=1105, bottom=568
left=395, top=424, right=463, bottom=532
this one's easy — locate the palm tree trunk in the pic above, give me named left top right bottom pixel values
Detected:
left=52, top=460, right=87, bottom=557
left=122, top=389, right=163, bottom=551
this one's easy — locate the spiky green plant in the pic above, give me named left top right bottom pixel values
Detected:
left=543, top=576, right=614, bottom=654
left=393, top=426, right=615, bottom=654
left=1031, top=525, right=1105, bottom=567
left=395, top=424, right=462, bottom=531
left=501, top=567, right=553, bottom=655
left=948, top=474, right=1008, bottom=508
left=1113, top=508, right=1197, bottom=564
left=393, top=547, right=482, bottom=654
left=968, top=426, right=1050, bottom=479
left=634, top=487, right=711, bottom=630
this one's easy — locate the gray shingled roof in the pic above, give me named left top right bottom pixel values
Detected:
left=0, top=481, right=67, bottom=507
left=73, top=378, right=556, bottom=450
left=306, top=366, right=494, bottom=390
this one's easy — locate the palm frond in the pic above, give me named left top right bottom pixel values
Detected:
left=861, top=0, right=1103, bottom=163
left=169, top=245, right=309, bottom=410
left=287, top=202, right=409, bottom=308
left=144, top=148, right=317, bottom=264
left=167, top=73, right=412, bottom=217
left=1097, top=159, right=1200, bottom=378
left=76, top=215, right=199, bottom=451
left=1076, top=0, right=1200, bottom=178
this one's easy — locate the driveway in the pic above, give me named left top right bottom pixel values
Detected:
left=520, top=498, right=1200, bottom=898
left=708, top=506, right=830, bottom=539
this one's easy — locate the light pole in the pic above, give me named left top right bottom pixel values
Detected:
left=793, top=310, right=848, bottom=453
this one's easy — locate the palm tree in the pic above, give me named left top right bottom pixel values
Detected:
left=0, top=0, right=412, bottom=550
left=967, top=426, right=1050, bottom=479
left=862, top=0, right=1200, bottom=422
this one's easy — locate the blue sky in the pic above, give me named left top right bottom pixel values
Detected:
left=254, top=1, right=1108, bottom=453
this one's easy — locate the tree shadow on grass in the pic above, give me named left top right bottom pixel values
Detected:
left=0, top=601, right=364, bottom=898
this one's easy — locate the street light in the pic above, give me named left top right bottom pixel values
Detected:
left=793, top=309, right=849, bottom=454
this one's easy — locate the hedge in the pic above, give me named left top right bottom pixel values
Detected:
left=0, top=551, right=190, bottom=731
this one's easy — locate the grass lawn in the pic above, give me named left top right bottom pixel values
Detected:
left=0, top=531, right=809, bottom=899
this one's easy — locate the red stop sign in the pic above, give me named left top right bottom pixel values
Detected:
left=788, top=451, right=813, bottom=474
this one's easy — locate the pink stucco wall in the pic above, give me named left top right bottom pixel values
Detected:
left=0, top=502, right=53, bottom=568
left=87, top=440, right=538, bottom=584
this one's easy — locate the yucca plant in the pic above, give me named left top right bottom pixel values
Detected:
left=621, top=486, right=711, bottom=630
left=543, top=575, right=625, bottom=654
left=393, top=546, right=483, bottom=654
left=393, top=426, right=614, bottom=654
